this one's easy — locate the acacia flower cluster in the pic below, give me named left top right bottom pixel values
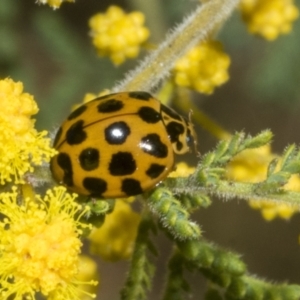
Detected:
left=0, top=78, right=56, bottom=185
left=89, top=6, right=150, bottom=65
left=173, top=41, right=231, bottom=95
left=241, top=0, right=299, bottom=40
left=0, top=77, right=98, bottom=299
left=0, top=186, right=95, bottom=300
left=76, top=255, right=99, bottom=300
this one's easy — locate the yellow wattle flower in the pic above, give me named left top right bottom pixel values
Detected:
left=89, top=5, right=150, bottom=65
left=0, top=78, right=56, bottom=185
left=173, top=40, right=230, bottom=95
left=77, top=256, right=99, bottom=300
left=241, top=0, right=299, bottom=40
left=0, top=186, right=96, bottom=300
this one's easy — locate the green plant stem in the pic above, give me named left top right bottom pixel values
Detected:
left=120, top=209, right=157, bottom=300
left=177, top=239, right=300, bottom=299
left=147, top=188, right=201, bottom=240
left=166, top=178, right=300, bottom=207
left=161, top=250, right=190, bottom=300
left=113, top=0, right=240, bottom=92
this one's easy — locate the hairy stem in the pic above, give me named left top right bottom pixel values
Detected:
left=112, top=0, right=240, bottom=93
left=167, top=179, right=300, bottom=207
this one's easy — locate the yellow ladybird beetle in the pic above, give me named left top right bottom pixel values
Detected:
left=50, top=91, right=197, bottom=198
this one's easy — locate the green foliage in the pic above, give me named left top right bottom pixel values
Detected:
left=146, top=187, right=201, bottom=240
left=255, top=144, right=300, bottom=193
left=224, top=277, right=300, bottom=300
left=120, top=211, right=157, bottom=300
left=177, top=192, right=211, bottom=211
left=175, top=239, right=300, bottom=300
left=162, top=251, right=191, bottom=300
left=164, top=130, right=300, bottom=205
left=193, top=130, right=273, bottom=186
left=85, top=198, right=115, bottom=215
left=178, top=239, right=246, bottom=276
left=150, top=130, right=300, bottom=299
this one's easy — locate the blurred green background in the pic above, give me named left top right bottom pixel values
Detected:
left=1, top=0, right=300, bottom=299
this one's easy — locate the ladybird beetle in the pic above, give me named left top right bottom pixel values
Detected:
left=50, top=91, right=197, bottom=198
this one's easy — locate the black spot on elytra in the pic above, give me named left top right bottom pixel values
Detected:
left=138, top=106, right=161, bottom=123
left=122, top=178, right=143, bottom=196
left=109, top=152, right=136, bottom=176
left=53, top=127, right=62, bottom=148
left=166, top=122, right=184, bottom=143
left=140, top=133, right=168, bottom=158
left=79, top=148, right=100, bottom=171
left=161, top=104, right=182, bottom=121
left=83, top=177, right=107, bottom=197
left=128, top=91, right=152, bottom=101
left=176, top=141, right=183, bottom=152
left=97, top=99, right=124, bottom=113
left=67, top=105, right=87, bottom=120
left=56, top=152, right=73, bottom=186
left=105, top=121, right=130, bottom=145
left=66, top=120, right=87, bottom=145
left=146, top=163, right=166, bottom=179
